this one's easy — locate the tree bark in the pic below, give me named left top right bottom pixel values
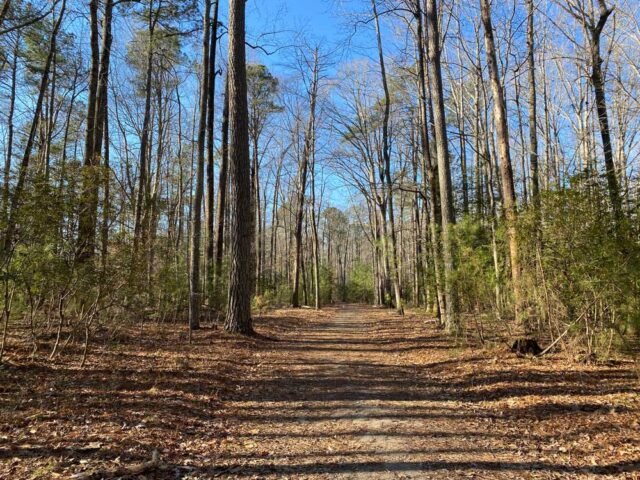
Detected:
left=2, top=32, right=19, bottom=219
left=76, top=0, right=101, bottom=262
left=583, top=1, right=622, bottom=221
left=100, top=99, right=110, bottom=270
left=291, top=49, right=319, bottom=308
left=415, top=0, right=443, bottom=320
left=205, top=0, right=220, bottom=306
left=410, top=132, right=424, bottom=306
left=224, top=0, right=253, bottom=334
left=372, top=0, right=403, bottom=315
left=480, top=0, right=524, bottom=331
left=269, top=148, right=286, bottom=286
left=133, top=2, right=159, bottom=258
left=95, top=0, right=114, bottom=269
left=189, top=0, right=212, bottom=333
left=526, top=0, right=540, bottom=210
left=214, top=73, right=229, bottom=308
left=310, top=151, right=321, bottom=309
left=426, top=0, right=455, bottom=329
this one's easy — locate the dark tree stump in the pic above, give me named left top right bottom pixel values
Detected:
left=511, top=338, right=542, bottom=356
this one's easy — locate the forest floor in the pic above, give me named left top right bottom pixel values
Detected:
left=1, top=305, right=639, bottom=479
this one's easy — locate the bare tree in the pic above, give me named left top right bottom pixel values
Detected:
left=214, top=73, right=229, bottom=308
left=189, top=0, right=212, bottom=333
left=2, top=32, right=19, bottom=218
left=527, top=0, right=540, bottom=209
left=425, top=0, right=455, bottom=329
left=414, top=0, right=444, bottom=320
left=205, top=0, right=221, bottom=307
left=371, top=0, right=404, bottom=315
left=292, top=47, right=320, bottom=308
left=561, top=0, right=622, bottom=221
left=480, top=0, right=524, bottom=332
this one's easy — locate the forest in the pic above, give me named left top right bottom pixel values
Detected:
left=0, top=0, right=639, bottom=478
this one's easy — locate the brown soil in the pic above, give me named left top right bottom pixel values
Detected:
left=1, top=305, right=639, bottom=479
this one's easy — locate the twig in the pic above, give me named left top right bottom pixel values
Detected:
left=538, top=304, right=594, bottom=356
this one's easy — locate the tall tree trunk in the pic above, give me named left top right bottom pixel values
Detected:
left=473, top=56, right=484, bottom=217
left=175, top=89, right=186, bottom=251
left=189, top=0, right=212, bottom=333
left=146, top=87, right=165, bottom=297
left=457, top=64, right=469, bottom=215
left=224, top=0, right=253, bottom=334
left=372, top=0, right=403, bottom=315
left=291, top=49, right=319, bottom=308
left=410, top=134, right=424, bottom=306
left=133, top=2, right=158, bottom=258
left=514, top=79, right=528, bottom=205
left=42, top=50, right=57, bottom=183
left=415, top=0, right=443, bottom=320
left=310, top=150, right=321, bottom=309
left=269, top=149, right=285, bottom=286
left=253, top=140, right=261, bottom=295
left=100, top=102, right=110, bottom=270
left=526, top=0, right=540, bottom=210
left=581, top=1, right=622, bottom=221
left=76, top=0, right=100, bottom=262
left=2, top=32, right=19, bottom=219
left=480, top=0, right=524, bottom=332
left=214, top=73, right=229, bottom=308
left=482, top=104, right=504, bottom=314
left=301, top=220, right=309, bottom=306
left=426, top=0, right=455, bottom=330
left=95, top=0, right=114, bottom=270
left=56, top=67, right=79, bottom=252
left=205, top=0, right=220, bottom=306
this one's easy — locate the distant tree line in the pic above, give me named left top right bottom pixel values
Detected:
left=0, top=0, right=638, bottom=362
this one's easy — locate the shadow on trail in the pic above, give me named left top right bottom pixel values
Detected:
left=202, top=460, right=639, bottom=477
left=4, top=305, right=636, bottom=478
left=208, top=305, right=640, bottom=478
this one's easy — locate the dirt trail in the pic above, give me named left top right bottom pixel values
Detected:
left=212, top=305, right=640, bottom=479
left=1, top=304, right=638, bottom=478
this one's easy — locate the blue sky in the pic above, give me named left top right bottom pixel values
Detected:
left=242, top=0, right=378, bottom=208
left=103, top=0, right=391, bottom=210
left=248, top=0, right=345, bottom=44
left=244, top=0, right=378, bottom=73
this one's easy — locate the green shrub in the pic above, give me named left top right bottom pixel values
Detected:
left=344, top=262, right=374, bottom=303
left=452, top=216, right=503, bottom=313
left=518, top=181, right=640, bottom=353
